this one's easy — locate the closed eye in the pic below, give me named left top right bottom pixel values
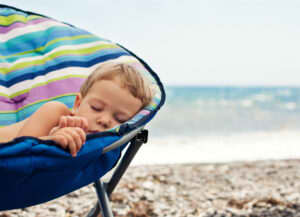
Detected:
left=116, top=119, right=126, bottom=124
left=114, top=114, right=129, bottom=124
left=91, top=105, right=102, bottom=112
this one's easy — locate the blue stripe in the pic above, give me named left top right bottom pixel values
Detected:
left=0, top=36, right=102, bottom=63
left=0, top=53, right=130, bottom=87
left=0, top=7, right=27, bottom=17
left=0, top=49, right=127, bottom=81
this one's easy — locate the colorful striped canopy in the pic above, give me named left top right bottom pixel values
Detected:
left=0, top=6, right=164, bottom=134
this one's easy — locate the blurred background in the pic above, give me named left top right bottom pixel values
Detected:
left=2, top=0, right=300, bottom=164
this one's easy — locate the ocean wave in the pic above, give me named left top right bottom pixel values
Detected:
left=252, top=93, right=273, bottom=102
left=283, top=102, right=297, bottom=110
left=133, top=130, right=300, bottom=165
left=277, top=89, right=292, bottom=97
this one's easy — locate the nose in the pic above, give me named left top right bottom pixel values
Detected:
left=97, top=114, right=112, bottom=129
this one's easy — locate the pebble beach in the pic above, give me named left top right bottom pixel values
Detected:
left=1, top=159, right=300, bottom=217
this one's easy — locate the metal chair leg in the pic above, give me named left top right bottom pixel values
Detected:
left=86, top=130, right=148, bottom=217
left=86, top=180, right=114, bottom=217
left=85, top=202, right=100, bottom=217
left=95, top=180, right=114, bottom=217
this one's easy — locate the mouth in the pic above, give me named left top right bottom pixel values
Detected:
left=87, top=130, right=99, bottom=134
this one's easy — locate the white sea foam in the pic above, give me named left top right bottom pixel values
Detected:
left=277, top=89, right=292, bottom=97
left=284, top=102, right=297, bottom=110
left=132, top=130, right=300, bottom=165
left=240, top=99, right=253, bottom=107
left=252, top=93, right=272, bottom=102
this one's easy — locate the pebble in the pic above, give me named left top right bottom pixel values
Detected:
left=1, top=159, right=300, bottom=216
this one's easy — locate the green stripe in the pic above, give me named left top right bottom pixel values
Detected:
left=0, top=74, right=87, bottom=98
left=0, top=14, right=41, bottom=26
left=0, top=43, right=118, bottom=74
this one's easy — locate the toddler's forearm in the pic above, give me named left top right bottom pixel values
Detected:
left=17, top=102, right=71, bottom=138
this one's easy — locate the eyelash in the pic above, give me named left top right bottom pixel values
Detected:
left=91, top=105, right=127, bottom=123
left=91, top=105, right=102, bottom=111
left=116, top=118, right=126, bottom=123
left=114, top=114, right=128, bottom=123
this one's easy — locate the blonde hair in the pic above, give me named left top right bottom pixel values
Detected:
left=80, top=62, right=154, bottom=108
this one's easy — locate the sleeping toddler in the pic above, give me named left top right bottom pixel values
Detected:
left=0, top=62, right=154, bottom=157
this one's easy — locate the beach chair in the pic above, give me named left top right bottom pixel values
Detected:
left=0, top=5, right=165, bottom=217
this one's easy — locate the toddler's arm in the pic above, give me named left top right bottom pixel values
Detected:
left=17, top=101, right=72, bottom=138
left=17, top=101, right=87, bottom=157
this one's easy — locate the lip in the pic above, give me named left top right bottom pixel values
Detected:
left=87, top=131, right=98, bottom=134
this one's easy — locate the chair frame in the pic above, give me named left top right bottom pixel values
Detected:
left=86, top=129, right=148, bottom=217
left=0, top=6, right=161, bottom=216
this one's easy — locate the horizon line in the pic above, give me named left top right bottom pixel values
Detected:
left=165, top=84, right=300, bottom=88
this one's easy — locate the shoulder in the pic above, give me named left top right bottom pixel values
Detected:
left=40, top=101, right=71, bottom=116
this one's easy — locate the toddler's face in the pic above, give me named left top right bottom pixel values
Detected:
left=73, top=79, right=142, bottom=133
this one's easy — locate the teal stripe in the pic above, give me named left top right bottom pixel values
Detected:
left=0, top=8, right=27, bottom=17
left=0, top=95, right=75, bottom=126
left=18, top=95, right=75, bottom=118
left=0, top=36, right=102, bottom=63
left=0, top=113, right=17, bottom=123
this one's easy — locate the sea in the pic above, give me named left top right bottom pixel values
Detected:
left=133, top=86, right=300, bottom=165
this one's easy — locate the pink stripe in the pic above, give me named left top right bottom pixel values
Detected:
left=0, top=17, right=49, bottom=34
left=140, top=110, right=150, bottom=115
left=0, top=100, right=15, bottom=111
left=0, top=77, right=85, bottom=111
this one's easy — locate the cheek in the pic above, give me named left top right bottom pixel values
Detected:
left=79, top=113, right=94, bottom=129
left=111, top=119, right=122, bottom=128
left=75, top=106, right=92, bottom=120
left=77, top=104, right=90, bottom=114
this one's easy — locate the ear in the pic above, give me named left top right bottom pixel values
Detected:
left=72, top=93, right=82, bottom=114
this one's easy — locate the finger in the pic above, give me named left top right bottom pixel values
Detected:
left=49, top=126, right=59, bottom=136
left=82, top=117, right=89, bottom=132
left=65, top=133, right=77, bottom=157
left=56, top=135, right=68, bottom=149
left=73, top=128, right=85, bottom=152
left=74, top=116, right=82, bottom=128
left=66, top=128, right=83, bottom=154
left=79, top=117, right=86, bottom=129
left=67, top=116, right=75, bottom=127
left=75, top=127, right=86, bottom=145
left=52, top=134, right=68, bottom=149
left=58, top=117, right=63, bottom=128
left=59, top=116, right=67, bottom=128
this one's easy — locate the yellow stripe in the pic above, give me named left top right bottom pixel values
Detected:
left=0, top=14, right=41, bottom=26
left=0, top=44, right=118, bottom=74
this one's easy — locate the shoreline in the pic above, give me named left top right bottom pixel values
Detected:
left=2, top=159, right=300, bottom=216
left=133, top=129, right=300, bottom=165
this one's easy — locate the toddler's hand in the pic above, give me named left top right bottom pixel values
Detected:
left=50, top=127, right=86, bottom=157
left=58, top=116, right=88, bottom=132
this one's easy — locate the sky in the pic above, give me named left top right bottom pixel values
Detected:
left=1, top=0, right=300, bottom=86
